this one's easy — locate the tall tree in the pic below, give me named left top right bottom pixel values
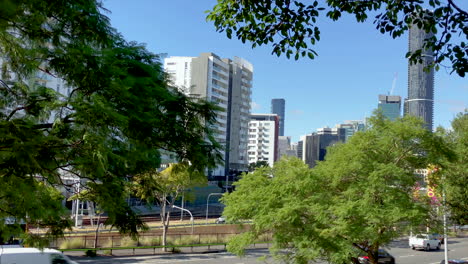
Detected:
left=0, top=0, right=221, bottom=245
left=439, top=111, right=468, bottom=226
left=221, top=114, right=453, bottom=264
left=207, top=0, right=468, bottom=76
left=131, top=162, right=206, bottom=251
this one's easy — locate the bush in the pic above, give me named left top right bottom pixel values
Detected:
left=59, top=238, right=84, bottom=249
left=85, top=249, right=97, bottom=257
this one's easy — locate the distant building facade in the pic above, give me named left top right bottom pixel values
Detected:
left=404, top=15, right=435, bottom=131
left=378, top=95, right=402, bottom=121
left=271, top=98, right=285, bottom=136
left=164, top=53, right=253, bottom=175
left=335, top=120, right=366, bottom=142
left=299, top=127, right=346, bottom=168
left=277, top=136, right=291, bottom=160
left=247, top=114, right=279, bottom=167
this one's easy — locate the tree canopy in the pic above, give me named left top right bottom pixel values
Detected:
left=207, top=0, right=468, bottom=76
left=0, top=0, right=221, bottom=244
left=221, top=114, right=454, bottom=264
left=131, top=162, right=206, bottom=250
left=440, top=111, right=468, bottom=225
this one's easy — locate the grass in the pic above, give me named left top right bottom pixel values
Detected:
left=120, top=237, right=138, bottom=247
left=139, top=236, right=161, bottom=246
left=59, top=237, right=85, bottom=249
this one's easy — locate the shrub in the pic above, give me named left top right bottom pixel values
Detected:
left=59, top=238, right=84, bottom=249
left=85, top=249, right=97, bottom=257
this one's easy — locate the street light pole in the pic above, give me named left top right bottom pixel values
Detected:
left=443, top=190, right=448, bottom=264
left=206, top=193, right=223, bottom=224
left=172, top=205, right=194, bottom=234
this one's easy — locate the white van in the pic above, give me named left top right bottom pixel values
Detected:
left=0, top=247, right=77, bottom=264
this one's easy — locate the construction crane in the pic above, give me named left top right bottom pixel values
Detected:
left=390, top=72, right=398, bottom=95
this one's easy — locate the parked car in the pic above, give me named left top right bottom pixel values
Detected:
left=358, top=249, right=395, bottom=264
left=215, top=217, right=226, bottom=224
left=440, top=260, right=468, bottom=264
left=0, top=247, right=77, bottom=264
left=432, top=233, right=444, bottom=244
left=409, top=234, right=441, bottom=250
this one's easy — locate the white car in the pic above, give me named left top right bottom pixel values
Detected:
left=215, top=217, right=226, bottom=224
left=409, top=234, right=441, bottom=251
left=0, top=247, right=78, bottom=264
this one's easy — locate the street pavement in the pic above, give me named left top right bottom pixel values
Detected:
left=69, top=237, right=468, bottom=264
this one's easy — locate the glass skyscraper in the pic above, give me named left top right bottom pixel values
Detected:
left=405, top=13, right=434, bottom=131
left=378, top=95, right=401, bottom=121
left=271, top=98, right=285, bottom=136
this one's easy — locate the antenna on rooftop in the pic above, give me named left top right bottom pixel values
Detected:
left=390, top=72, right=398, bottom=95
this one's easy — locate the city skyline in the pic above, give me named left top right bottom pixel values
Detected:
left=103, top=0, right=467, bottom=142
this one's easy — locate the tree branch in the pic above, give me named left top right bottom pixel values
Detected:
left=448, top=0, right=468, bottom=16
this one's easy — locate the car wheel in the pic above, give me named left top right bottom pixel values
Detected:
left=436, top=243, right=441, bottom=250
left=426, top=244, right=431, bottom=251
left=411, top=245, right=415, bottom=250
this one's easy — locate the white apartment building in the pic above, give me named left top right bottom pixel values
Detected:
left=247, top=114, right=279, bottom=167
left=164, top=53, right=252, bottom=176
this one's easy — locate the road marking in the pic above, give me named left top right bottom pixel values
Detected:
left=399, top=255, right=415, bottom=258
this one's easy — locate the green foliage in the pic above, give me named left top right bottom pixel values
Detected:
left=248, top=160, right=269, bottom=172
left=85, top=249, right=97, bottom=257
left=222, top=115, right=454, bottom=264
left=1, top=0, right=221, bottom=243
left=207, top=0, right=468, bottom=76
left=441, top=111, right=468, bottom=225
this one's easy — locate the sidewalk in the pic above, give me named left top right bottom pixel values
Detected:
left=63, top=243, right=270, bottom=258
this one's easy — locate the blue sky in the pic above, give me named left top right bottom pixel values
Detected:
left=103, top=0, right=467, bottom=142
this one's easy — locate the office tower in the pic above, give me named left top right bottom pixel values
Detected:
left=296, top=140, right=304, bottom=160
left=224, top=57, right=253, bottom=173
left=247, top=114, right=279, bottom=167
left=300, top=127, right=346, bottom=168
left=335, top=120, right=366, bottom=142
left=378, top=95, right=402, bottom=121
left=277, top=136, right=291, bottom=160
left=405, top=13, right=435, bottom=131
left=271, top=98, right=285, bottom=136
left=164, top=53, right=253, bottom=176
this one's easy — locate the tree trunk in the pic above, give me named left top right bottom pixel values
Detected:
left=94, top=213, right=102, bottom=249
left=161, top=199, right=167, bottom=252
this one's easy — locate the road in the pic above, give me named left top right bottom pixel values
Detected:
left=70, top=237, right=468, bottom=264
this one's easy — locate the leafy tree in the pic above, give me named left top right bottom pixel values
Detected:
left=440, top=111, right=468, bottom=225
left=207, top=0, right=468, bottom=76
left=221, top=114, right=453, bottom=264
left=131, top=162, right=206, bottom=251
left=248, top=160, right=270, bottom=172
left=0, top=0, right=221, bottom=245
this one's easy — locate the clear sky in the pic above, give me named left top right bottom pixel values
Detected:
left=102, top=0, right=467, bottom=142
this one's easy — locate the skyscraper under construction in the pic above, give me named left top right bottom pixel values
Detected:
left=404, top=14, right=435, bottom=131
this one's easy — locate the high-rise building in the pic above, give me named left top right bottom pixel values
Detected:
left=271, top=98, right=285, bottom=136
left=378, top=95, right=402, bottom=121
left=247, top=114, right=279, bottom=167
left=405, top=14, right=434, bottom=131
left=164, top=53, right=253, bottom=176
left=277, top=136, right=291, bottom=160
left=224, top=57, right=253, bottom=172
left=335, top=120, right=366, bottom=141
left=299, top=127, right=346, bottom=168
